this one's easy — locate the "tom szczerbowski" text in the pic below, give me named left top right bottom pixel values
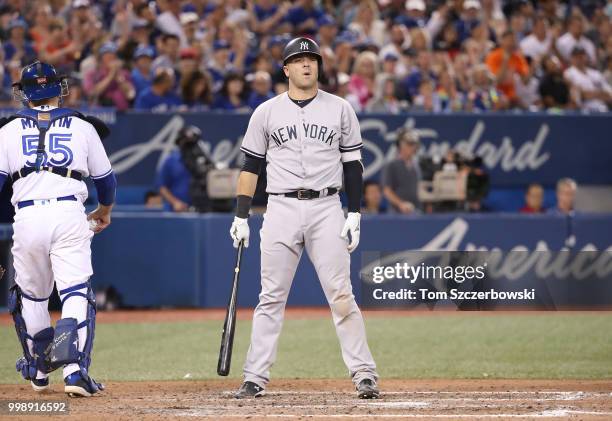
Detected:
left=373, top=288, right=536, bottom=301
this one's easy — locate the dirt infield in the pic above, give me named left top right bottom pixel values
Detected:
left=1, top=379, right=611, bottom=420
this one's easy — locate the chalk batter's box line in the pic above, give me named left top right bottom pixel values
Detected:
left=174, top=410, right=612, bottom=419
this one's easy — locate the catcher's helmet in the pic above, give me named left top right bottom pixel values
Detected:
left=12, top=61, right=68, bottom=104
left=282, top=37, right=322, bottom=66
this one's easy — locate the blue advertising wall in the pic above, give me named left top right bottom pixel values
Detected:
left=85, top=213, right=612, bottom=309
left=93, top=111, right=612, bottom=188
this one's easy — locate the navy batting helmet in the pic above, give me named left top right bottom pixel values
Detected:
left=12, top=61, right=68, bottom=104
left=282, top=37, right=322, bottom=66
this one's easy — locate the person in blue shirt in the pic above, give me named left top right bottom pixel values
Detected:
left=156, top=149, right=192, bottom=212
left=401, top=50, right=437, bottom=100
left=134, top=68, right=182, bottom=111
left=285, top=0, right=324, bottom=35
left=131, top=46, right=155, bottom=97
left=455, top=0, right=482, bottom=43
left=4, top=19, right=36, bottom=64
left=212, top=72, right=248, bottom=111
left=247, top=71, right=274, bottom=110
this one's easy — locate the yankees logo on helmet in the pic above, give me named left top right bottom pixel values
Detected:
left=300, top=41, right=309, bottom=50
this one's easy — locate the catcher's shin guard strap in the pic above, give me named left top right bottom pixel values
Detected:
left=8, top=285, right=55, bottom=379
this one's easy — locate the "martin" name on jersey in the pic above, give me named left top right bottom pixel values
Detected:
left=270, top=123, right=336, bottom=147
left=21, top=117, right=73, bottom=130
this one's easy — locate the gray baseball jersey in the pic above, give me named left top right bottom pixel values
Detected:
left=239, top=89, right=378, bottom=388
left=240, top=90, right=363, bottom=193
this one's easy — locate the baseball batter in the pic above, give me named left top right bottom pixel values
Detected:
left=1, top=62, right=116, bottom=397
left=230, top=37, right=379, bottom=399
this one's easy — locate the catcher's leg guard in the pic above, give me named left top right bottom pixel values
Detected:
left=47, top=282, right=104, bottom=394
left=8, top=285, right=55, bottom=380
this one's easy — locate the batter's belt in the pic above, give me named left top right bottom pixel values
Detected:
left=269, top=187, right=338, bottom=200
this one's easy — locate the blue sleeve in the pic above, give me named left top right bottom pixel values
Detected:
left=0, top=173, right=6, bottom=192
left=92, top=172, right=117, bottom=206
left=156, top=157, right=173, bottom=189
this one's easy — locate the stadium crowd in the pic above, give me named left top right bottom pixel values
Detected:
left=0, top=0, right=610, bottom=112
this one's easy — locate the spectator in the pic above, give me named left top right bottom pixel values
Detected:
left=348, top=51, right=378, bottom=109
left=151, top=33, right=180, bottom=74
left=64, top=76, right=87, bottom=108
left=38, top=18, right=82, bottom=74
left=317, top=14, right=338, bottom=49
left=285, top=0, right=324, bottom=36
left=538, top=55, right=570, bottom=110
left=156, top=0, right=187, bottom=47
left=455, top=0, right=483, bottom=44
left=248, top=71, right=274, bottom=110
left=4, top=19, right=36, bottom=64
left=337, top=72, right=362, bottom=112
left=347, top=0, right=386, bottom=47
left=486, top=30, right=530, bottom=107
left=180, top=12, right=202, bottom=48
left=401, top=50, right=436, bottom=100
left=437, top=70, right=465, bottom=112
left=434, top=23, right=461, bottom=60
left=367, top=75, right=407, bottom=114
left=178, top=47, right=200, bottom=82
left=466, top=64, right=506, bottom=111
left=69, top=0, right=102, bottom=57
left=382, top=128, right=421, bottom=214
left=399, top=0, right=427, bottom=29
left=549, top=178, right=577, bottom=215
left=212, top=72, right=248, bottom=111
left=379, top=24, right=409, bottom=77
left=250, top=0, right=290, bottom=35
left=131, top=46, right=155, bottom=98
left=156, top=148, right=192, bottom=213
left=207, top=40, right=234, bottom=93
left=134, top=68, right=182, bottom=111
left=181, top=70, right=213, bottom=110
left=564, top=46, right=612, bottom=112
left=129, top=19, right=154, bottom=48
left=144, top=191, right=164, bottom=209
left=83, top=42, right=135, bottom=111
left=362, top=180, right=385, bottom=214
left=520, top=16, right=552, bottom=63
left=29, top=3, right=52, bottom=52
left=412, top=78, right=441, bottom=112
left=556, top=15, right=597, bottom=65
left=464, top=22, right=495, bottom=65
left=520, top=183, right=545, bottom=213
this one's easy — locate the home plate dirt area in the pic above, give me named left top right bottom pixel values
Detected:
left=1, top=379, right=611, bottom=420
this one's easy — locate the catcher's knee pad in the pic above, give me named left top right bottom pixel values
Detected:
left=8, top=285, right=55, bottom=380
left=47, top=282, right=97, bottom=372
left=330, top=294, right=357, bottom=321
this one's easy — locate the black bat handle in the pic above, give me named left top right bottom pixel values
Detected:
left=217, top=240, right=244, bottom=376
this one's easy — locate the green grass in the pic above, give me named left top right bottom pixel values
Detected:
left=1, top=313, right=611, bottom=384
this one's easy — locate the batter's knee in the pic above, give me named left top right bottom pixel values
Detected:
left=330, top=294, right=357, bottom=321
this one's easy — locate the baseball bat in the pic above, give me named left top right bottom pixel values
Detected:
left=217, top=240, right=244, bottom=376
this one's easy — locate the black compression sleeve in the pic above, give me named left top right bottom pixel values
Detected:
left=343, top=160, right=363, bottom=213
left=242, top=154, right=264, bottom=175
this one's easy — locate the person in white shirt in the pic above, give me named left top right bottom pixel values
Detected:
left=520, top=16, right=552, bottom=62
left=564, top=47, right=612, bottom=112
left=2, top=61, right=116, bottom=397
left=555, top=15, right=597, bottom=64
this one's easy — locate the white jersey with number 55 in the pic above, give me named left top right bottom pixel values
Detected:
left=0, top=105, right=113, bottom=206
